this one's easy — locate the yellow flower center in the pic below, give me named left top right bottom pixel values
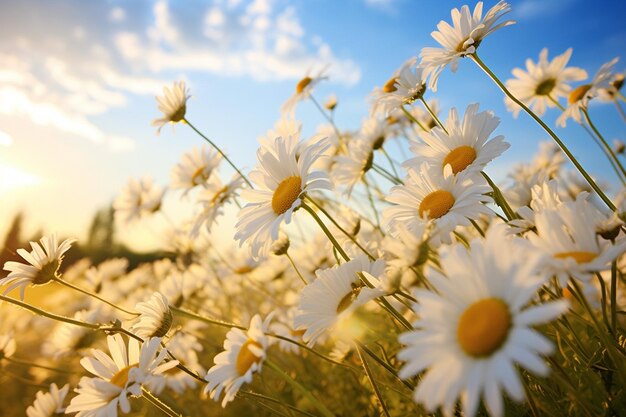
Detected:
left=190, top=166, right=207, bottom=186
left=535, top=78, right=556, bottom=96
left=236, top=340, right=263, bottom=376
left=109, top=363, right=138, bottom=388
left=419, top=190, right=455, bottom=219
left=336, top=287, right=362, bottom=314
left=457, top=298, right=511, bottom=357
left=170, top=105, right=186, bottom=123
left=234, top=265, right=254, bottom=274
left=383, top=77, right=398, bottom=93
left=554, top=251, right=597, bottom=264
left=442, top=146, right=477, bottom=174
left=568, top=84, right=592, bottom=104
left=296, top=77, right=312, bottom=94
left=271, top=176, right=302, bottom=215
left=33, top=260, right=61, bottom=285
left=210, top=185, right=230, bottom=205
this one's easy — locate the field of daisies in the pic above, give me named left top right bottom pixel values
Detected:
left=2, top=1, right=626, bottom=416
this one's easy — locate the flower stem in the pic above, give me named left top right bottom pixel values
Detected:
left=238, top=391, right=318, bottom=417
left=265, top=359, right=335, bottom=417
left=5, top=356, right=74, bottom=374
left=301, top=201, right=350, bottom=261
left=0, top=294, right=100, bottom=330
left=356, top=342, right=414, bottom=390
left=141, top=387, right=182, bottom=417
left=310, top=95, right=345, bottom=149
left=379, top=146, right=400, bottom=179
left=285, top=251, right=307, bottom=285
left=52, top=277, right=138, bottom=316
left=471, top=53, right=616, bottom=211
left=419, top=97, right=446, bottom=134
left=355, top=343, right=391, bottom=417
left=614, top=99, right=626, bottom=122
left=183, top=118, right=253, bottom=188
left=611, top=260, right=618, bottom=335
left=481, top=171, right=517, bottom=220
left=582, top=109, right=626, bottom=179
left=401, top=105, right=427, bottom=132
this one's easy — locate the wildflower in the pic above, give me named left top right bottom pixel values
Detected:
left=152, top=81, right=190, bottom=134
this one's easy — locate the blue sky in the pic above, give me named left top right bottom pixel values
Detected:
left=0, top=0, right=624, bottom=249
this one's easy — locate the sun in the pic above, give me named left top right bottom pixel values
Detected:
left=0, top=162, right=40, bottom=194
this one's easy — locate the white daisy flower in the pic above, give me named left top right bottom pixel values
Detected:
left=382, top=223, right=431, bottom=289
left=505, top=48, right=588, bottom=117
left=235, top=136, right=331, bottom=259
left=204, top=314, right=273, bottom=407
left=66, top=334, right=178, bottom=416
left=270, top=308, right=305, bottom=355
left=26, top=383, right=69, bottom=417
left=2, top=234, right=76, bottom=300
left=190, top=174, right=245, bottom=238
left=528, top=195, right=626, bottom=285
left=398, top=224, right=568, bottom=417
left=371, top=57, right=426, bottom=116
left=420, top=1, right=514, bottom=91
left=281, top=68, right=328, bottom=117
left=405, top=103, right=510, bottom=175
left=152, top=80, right=190, bottom=134
left=170, top=145, right=221, bottom=195
left=113, top=177, right=165, bottom=224
left=557, top=57, right=619, bottom=127
left=332, top=137, right=374, bottom=196
left=129, top=292, right=173, bottom=339
left=85, top=258, right=129, bottom=294
left=598, top=72, right=624, bottom=102
left=0, top=332, right=16, bottom=360
left=384, top=164, right=492, bottom=245
left=294, top=255, right=386, bottom=346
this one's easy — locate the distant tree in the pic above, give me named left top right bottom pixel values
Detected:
left=0, top=212, right=23, bottom=268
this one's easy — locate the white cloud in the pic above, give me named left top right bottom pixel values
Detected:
left=110, top=7, right=126, bottom=22
left=0, top=129, right=13, bottom=146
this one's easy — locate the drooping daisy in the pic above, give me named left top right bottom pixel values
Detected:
left=420, top=1, right=515, bottom=91
left=294, top=255, right=386, bottom=346
left=384, top=164, right=492, bottom=245
left=398, top=224, right=568, bottom=417
left=129, top=292, right=173, bottom=340
left=170, top=145, right=221, bottom=194
left=557, top=57, right=619, bottom=127
left=26, top=383, right=69, bottom=417
left=332, top=137, right=374, bottom=196
left=235, top=136, right=331, bottom=259
left=405, top=104, right=510, bottom=175
left=505, top=48, right=588, bottom=117
left=1, top=234, right=76, bottom=300
left=113, top=177, right=165, bottom=224
left=528, top=195, right=626, bottom=285
left=281, top=68, right=328, bottom=117
left=371, top=57, right=426, bottom=116
left=204, top=314, right=273, bottom=407
left=66, top=335, right=178, bottom=416
left=0, top=332, right=16, bottom=360
left=152, top=80, right=190, bottom=134
left=190, top=174, right=244, bottom=238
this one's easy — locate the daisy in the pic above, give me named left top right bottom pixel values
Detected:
left=420, top=1, right=515, bottom=91
left=505, top=48, right=588, bottom=117
left=371, top=57, right=426, bottom=116
left=204, top=314, right=273, bottom=407
left=66, top=334, right=178, bottom=416
left=42, top=309, right=100, bottom=358
left=332, top=137, right=374, bottom=196
left=557, top=57, right=619, bottom=127
left=324, top=94, right=338, bottom=111
left=26, top=383, right=69, bottom=417
left=407, top=99, right=441, bottom=131
left=382, top=223, right=431, bottom=289
left=281, top=68, right=328, bottom=117
left=294, top=255, right=386, bottom=346
left=113, top=177, right=165, bottom=224
left=398, top=224, right=568, bottom=417
left=598, top=72, right=624, bottom=102
left=235, top=136, right=331, bottom=259
left=384, top=163, right=493, bottom=245
left=85, top=258, right=129, bottom=293
left=190, top=174, right=245, bottom=238
left=405, top=103, right=510, bottom=175
left=527, top=195, right=626, bottom=285
left=152, top=80, right=190, bottom=134
left=129, top=292, right=173, bottom=339
left=170, top=145, right=221, bottom=194
left=0, top=332, right=16, bottom=360
left=1, top=234, right=76, bottom=300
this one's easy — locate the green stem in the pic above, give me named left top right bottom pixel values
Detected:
left=372, top=164, right=402, bottom=185
left=286, top=251, right=307, bottom=285
left=0, top=294, right=100, bottom=330
left=481, top=171, right=517, bottom=220
left=401, top=105, right=427, bottom=132
left=355, top=344, right=391, bottom=417
left=611, top=260, right=618, bottom=335
left=583, top=109, right=626, bottom=179
left=357, top=342, right=414, bottom=390
left=265, top=359, right=335, bottom=417
left=310, top=95, right=345, bottom=150
left=363, top=177, right=381, bottom=230
left=141, top=387, right=182, bottom=417
left=53, top=277, right=138, bottom=316
left=183, top=118, right=253, bottom=188
left=472, top=53, right=616, bottom=211
left=469, top=219, right=485, bottom=237
left=379, top=146, right=400, bottom=179
left=614, top=99, right=626, bottom=122
left=301, top=202, right=349, bottom=261
left=238, top=391, right=318, bottom=417
left=419, top=97, right=446, bottom=134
